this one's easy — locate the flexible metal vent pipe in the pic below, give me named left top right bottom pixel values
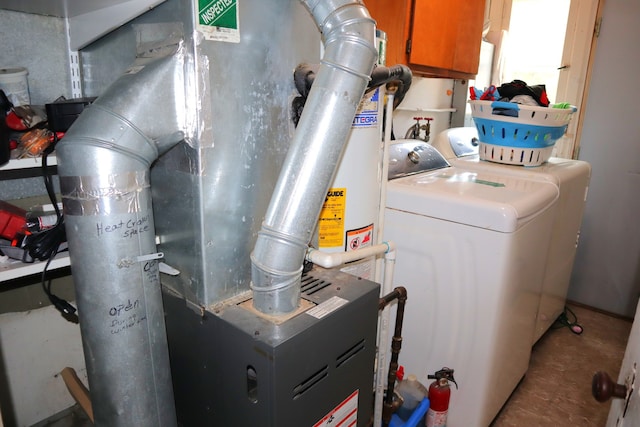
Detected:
left=250, top=0, right=378, bottom=315
left=56, top=52, right=185, bottom=427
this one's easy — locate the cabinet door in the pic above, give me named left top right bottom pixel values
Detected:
left=364, top=0, right=412, bottom=67
left=408, top=0, right=485, bottom=77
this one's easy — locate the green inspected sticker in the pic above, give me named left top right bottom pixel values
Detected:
left=198, top=0, right=240, bottom=43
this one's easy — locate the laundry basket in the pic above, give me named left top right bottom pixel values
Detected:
left=469, top=100, right=577, bottom=166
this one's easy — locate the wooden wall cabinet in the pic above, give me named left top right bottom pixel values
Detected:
left=366, top=0, right=486, bottom=79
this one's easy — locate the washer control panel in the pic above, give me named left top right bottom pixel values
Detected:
left=388, top=139, right=449, bottom=180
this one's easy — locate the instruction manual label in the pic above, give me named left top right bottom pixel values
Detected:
left=318, top=188, right=346, bottom=248
left=197, top=0, right=240, bottom=43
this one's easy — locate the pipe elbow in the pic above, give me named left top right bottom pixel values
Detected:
left=250, top=0, right=379, bottom=315
left=301, top=0, right=377, bottom=79
left=395, top=286, right=407, bottom=301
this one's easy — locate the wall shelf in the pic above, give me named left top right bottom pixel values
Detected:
left=0, top=252, right=70, bottom=283
left=0, top=0, right=167, bottom=50
left=1, top=155, right=66, bottom=283
left=0, top=155, right=57, bottom=171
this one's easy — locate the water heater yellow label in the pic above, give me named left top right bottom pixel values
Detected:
left=318, top=188, right=346, bottom=248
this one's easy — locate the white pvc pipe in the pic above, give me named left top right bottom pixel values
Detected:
left=304, top=239, right=397, bottom=427
left=305, top=242, right=393, bottom=268
left=372, top=90, right=396, bottom=427
left=374, top=243, right=397, bottom=427
left=374, top=90, right=395, bottom=286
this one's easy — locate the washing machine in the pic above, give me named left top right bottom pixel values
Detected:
left=384, top=140, right=559, bottom=427
left=431, top=127, right=591, bottom=343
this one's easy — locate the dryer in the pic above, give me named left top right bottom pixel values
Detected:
left=384, top=140, right=559, bottom=427
left=431, top=127, right=591, bottom=343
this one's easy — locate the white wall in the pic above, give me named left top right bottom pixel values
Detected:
left=0, top=10, right=72, bottom=105
left=0, top=306, right=87, bottom=426
left=393, top=77, right=455, bottom=142
left=568, top=0, right=640, bottom=317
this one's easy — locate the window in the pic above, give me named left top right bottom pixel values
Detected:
left=501, top=0, right=571, bottom=104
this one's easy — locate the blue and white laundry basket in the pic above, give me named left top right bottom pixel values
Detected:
left=470, top=100, right=577, bottom=166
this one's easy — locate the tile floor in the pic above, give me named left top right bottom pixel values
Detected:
left=491, top=303, right=632, bottom=427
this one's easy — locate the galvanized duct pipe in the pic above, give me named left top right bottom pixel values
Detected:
left=250, top=0, right=378, bottom=315
left=56, top=52, right=185, bottom=427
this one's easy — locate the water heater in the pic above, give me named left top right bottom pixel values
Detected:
left=317, top=31, right=387, bottom=281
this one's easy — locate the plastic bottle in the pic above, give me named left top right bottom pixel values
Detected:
left=396, top=374, right=428, bottom=421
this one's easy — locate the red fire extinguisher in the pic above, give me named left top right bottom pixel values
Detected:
left=426, top=367, right=457, bottom=427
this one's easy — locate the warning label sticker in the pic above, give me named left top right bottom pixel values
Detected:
left=197, top=0, right=240, bottom=43
left=306, top=296, right=348, bottom=320
left=352, top=87, right=379, bottom=128
left=318, top=188, right=346, bottom=248
left=313, top=389, right=359, bottom=427
left=345, top=223, right=374, bottom=252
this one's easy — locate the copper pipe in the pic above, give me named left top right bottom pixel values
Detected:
left=378, top=286, right=408, bottom=427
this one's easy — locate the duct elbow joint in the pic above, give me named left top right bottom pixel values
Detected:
left=250, top=0, right=379, bottom=316
left=301, top=0, right=378, bottom=76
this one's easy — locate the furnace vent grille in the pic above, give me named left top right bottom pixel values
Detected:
left=336, top=339, right=366, bottom=368
left=292, top=365, right=328, bottom=400
left=300, top=274, right=331, bottom=295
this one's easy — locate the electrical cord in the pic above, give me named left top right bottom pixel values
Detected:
left=552, top=305, right=583, bottom=335
left=41, top=249, right=78, bottom=324
left=23, top=135, right=66, bottom=261
left=24, top=134, right=78, bottom=323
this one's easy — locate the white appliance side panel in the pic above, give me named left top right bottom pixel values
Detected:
left=384, top=204, right=554, bottom=427
left=443, top=152, right=592, bottom=342
left=534, top=163, right=591, bottom=341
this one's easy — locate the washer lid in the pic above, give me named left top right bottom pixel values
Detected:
left=386, top=167, right=559, bottom=232
left=452, top=155, right=592, bottom=185
left=431, top=127, right=480, bottom=159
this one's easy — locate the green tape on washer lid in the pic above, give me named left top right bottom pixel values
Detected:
left=472, top=178, right=505, bottom=187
